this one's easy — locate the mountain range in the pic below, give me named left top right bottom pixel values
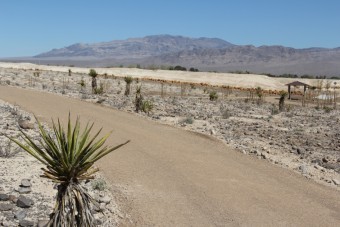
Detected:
left=5, top=35, right=340, bottom=76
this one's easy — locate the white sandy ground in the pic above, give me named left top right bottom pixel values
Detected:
left=0, top=62, right=336, bottom=91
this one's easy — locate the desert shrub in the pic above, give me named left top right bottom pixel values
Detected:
left=181, top=116, right=194, bottom=124
left=174, top=65, right=187, bottom=71
left=255, top=87, right=263, bottom=101
left=8, top=105, right=19, bottom=116
left=135, top=86, right=143, bottom=112
left=324, top=106, right=332, bottom=113
left=270, top=105, right=279, bottom=115
left=189, top=67, right=199, bottom=72
left=94, top=83, right=104, bottom=95
left=209, top=91, right=218, bottom=101
left=81, top=93, right=89, bottom=100
left=91, top=179, right=106, bottom=191
left=279, top=91, right=287, bottom=112
left=286, top=104, right=293, bottom=112
left=222, top=109, right=231, bottom=119
left=7, top=115, right=130, bottom=226
left=89, top=69, right=98, bottom=93
left=0, top=141, right=19, bottom=158
left=124, top=76, right=133, bottom=96
left=142, top=100, right=153, bottom=115
left=79, top=77, right=86, bottom=90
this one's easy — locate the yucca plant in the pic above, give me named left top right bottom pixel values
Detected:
left=89, top=69, right=98, bottom=94
left=124, top=76, right=133, bottom=96
left=135, top=85, right=143, bottom=112
left=279, top=90, right=288, bottom=112
left=142, top=100, right=153, bottom=115
left=7, top=115, right=129, bottom=227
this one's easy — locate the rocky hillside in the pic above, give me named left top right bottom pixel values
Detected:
left=147, top=45, right=340, bottom=75
left=35, top=35, right=234, bottom=59
left=5, top=35, right=340, bottom=76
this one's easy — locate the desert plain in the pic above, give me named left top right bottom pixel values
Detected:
left=0, top=62, right=340, bottom=226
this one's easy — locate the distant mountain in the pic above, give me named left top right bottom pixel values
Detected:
left=12, top=35, right=340, bottom=76
left=145, top=45, right=340, bottom=75
left=36, top=35, right=234, bottom=59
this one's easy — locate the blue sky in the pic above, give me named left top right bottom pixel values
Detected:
left=1, top=0, right=340, bottom=57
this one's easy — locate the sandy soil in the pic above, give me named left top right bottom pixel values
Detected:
left=0, top=86, right=339, bottom=227
left=0, top=62, right=333, bottom=90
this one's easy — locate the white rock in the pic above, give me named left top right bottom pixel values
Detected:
left=99, top=196, right=111, bottom=204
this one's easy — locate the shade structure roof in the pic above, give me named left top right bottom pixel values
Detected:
left=285, top=81, right=310, bottom=87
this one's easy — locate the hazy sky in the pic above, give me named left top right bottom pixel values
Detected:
left=1, top=0, right=340, bottom=57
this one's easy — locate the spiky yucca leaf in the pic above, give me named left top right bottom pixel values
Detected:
left=7, top=115, right=130, bottom=226
left=9, top=115, right=129, bottom=183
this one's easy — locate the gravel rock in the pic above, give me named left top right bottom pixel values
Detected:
left=0, top=193, right=9, bottom=201
left=99, top=196, right=111, bottom=204
left=1, top=220, right=12, bottom=226
left=8, top=195, right=17, bottom=203
left=297, top=148, right=305, bottom=155
left=299, top=165, right=308, bottom=175
left=37, top=219, right=49, bottom=227
left=19, top=219, right=34, bottom=227
left=17, top=187, right=32, bottom=194
left=0, top=203, right=15, bottom=211
left=18, top=119, right=34, bottom=129
left=14, top=209, right=27, bottom=220
left=20, top=179, right=32, bottom=188
left=17, top=196, right=34, bottom=208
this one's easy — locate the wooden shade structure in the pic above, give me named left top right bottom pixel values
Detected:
left=286, top=81, right=310, bottom=99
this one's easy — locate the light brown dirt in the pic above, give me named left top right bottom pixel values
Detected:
left=0, top=86, right=339, bottom=227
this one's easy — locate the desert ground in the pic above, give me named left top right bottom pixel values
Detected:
left=0, top=62, right=335, bottom=90
left=0, top=63, right=340, bottom=226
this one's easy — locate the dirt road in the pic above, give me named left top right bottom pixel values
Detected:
left=1, top=86, right=339, bottom=226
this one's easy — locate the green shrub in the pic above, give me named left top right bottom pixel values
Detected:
left=94, top=83, right=104, bottom=95
left=89, top=69, right=98, bottom=93
left=209, top=91, right=218, bottom=101
left=181, top=117, right=194, bottom=124
left=135, top=86, right=143, bottom=112
left=324, top=106, right=332, bottom=113
left=142, top=100, right=153, bottom=114
left=92, top=179, right=106, bottom=191
left=124, top=76, right=133, bottom=96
